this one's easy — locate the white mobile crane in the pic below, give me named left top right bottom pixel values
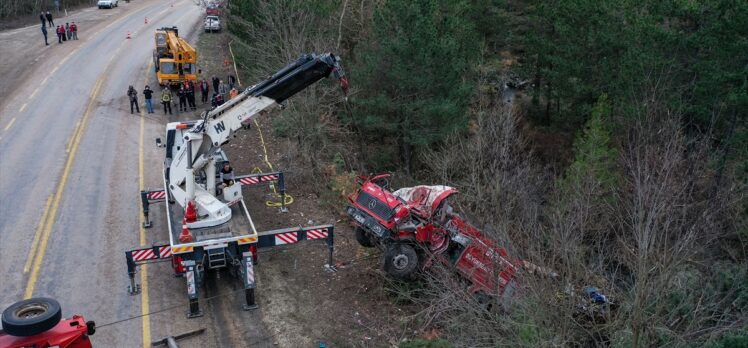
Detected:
left=126, top=53, right=348, bottom=317
left=172, top=53, right=347, bottom=229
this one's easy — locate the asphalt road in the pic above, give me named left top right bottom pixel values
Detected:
left=0, top=1, right=272, bottom=346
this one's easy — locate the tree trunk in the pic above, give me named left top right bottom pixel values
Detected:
left=402, top=140, right=413, bottom=176
left=544, top=63, right=553, bottom=126
left=713, top=109, right=737, bottom=191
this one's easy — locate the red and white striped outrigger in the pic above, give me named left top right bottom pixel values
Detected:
left=126, top=171, right=336, bottom=318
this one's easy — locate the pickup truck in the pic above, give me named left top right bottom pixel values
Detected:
left=204, top=15, right=221, bottom=32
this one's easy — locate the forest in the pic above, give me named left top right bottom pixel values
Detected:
left=225, top=0, right=746, bottom=347
left=224, top=0, right=748, bottom=346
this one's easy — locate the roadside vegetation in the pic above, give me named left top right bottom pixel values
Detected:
left=223, top=0, right=747, bottom=346
left=0, top=0, right=94, bottom=18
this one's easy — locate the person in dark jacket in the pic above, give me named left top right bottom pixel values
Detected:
left=65, top=23, right=71, bottom=40
left=177, top=86, right=187, bottom=112
left=143, top=85, right=154, bottom=113
left=41, top=25, right=49, bottom=46
left=40, top=13, right=46, bottom=27
left=200, top=79, right=209, bottom=104
left=227, top=74, right=236, bottom=89
left=212, top=76, right=219, bottom=93
left=187, top=81, right=196, bottom=110
left=127, top=85, right=140, bottom=114
left=46, top=11, right=54, bottom=27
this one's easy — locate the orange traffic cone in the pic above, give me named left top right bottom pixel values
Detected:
left=126, top=31, right=131, bottom=39
left=179, top=218, right=193, bottom=243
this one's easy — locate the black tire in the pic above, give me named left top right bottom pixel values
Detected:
left=354, top=227, right=375, bottom=248
left=1, top=298, right=62, bottom=337
left=383, top=243, right=418, bottom=280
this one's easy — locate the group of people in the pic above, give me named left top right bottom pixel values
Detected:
left=126, top=75, right=241, bottom=116
left=39, top=11, right=78, bottom=46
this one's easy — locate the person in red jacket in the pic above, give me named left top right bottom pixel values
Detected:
left=70, top=22, right=78, bottom=40
left=56, top=25, right=64, bottom=43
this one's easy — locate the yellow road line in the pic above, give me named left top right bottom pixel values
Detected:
left=24, top=77, right=104, bottom=299
left=23, top=195, right=53, bottom=273
left=4, top=117, right=16, bottom=131
left=139, top=59, right=153, bottom=348
left=19, top=103, right=27, bottom=112
left=66, top=120, right=82, bottom=153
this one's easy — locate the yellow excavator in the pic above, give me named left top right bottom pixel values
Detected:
left=153, top=26, right=197, bottom=86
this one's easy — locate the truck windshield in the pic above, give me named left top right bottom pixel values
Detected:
left=160, top=62, right=177, bottom=74
left=156, top=33, right=166, bottom=46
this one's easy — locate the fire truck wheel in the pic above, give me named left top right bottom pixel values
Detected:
left=354, top=227, right=375, bottom=248
left=383, top=243, right=418, bottom=280
left=1, top=297, right=62, bottom=337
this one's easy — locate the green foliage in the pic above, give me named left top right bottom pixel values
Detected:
left=560, top=94, right=619, bottom=197
left=713, top=334, right=748, bottom=348
left=352, top=0, right=479, bottom=171
left=400, top=339, right=453, bottom=348
left=524, top=0, right=748, bottom=145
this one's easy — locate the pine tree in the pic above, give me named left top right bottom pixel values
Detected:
left=352, top=0, right=478, bottom=174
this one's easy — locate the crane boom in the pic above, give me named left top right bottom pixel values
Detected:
left=168, top=53, right=348, bottom=229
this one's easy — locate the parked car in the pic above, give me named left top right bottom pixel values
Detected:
left=204, top=15, right=221, bottom=32
left=98, top=0, right=118, bottom=9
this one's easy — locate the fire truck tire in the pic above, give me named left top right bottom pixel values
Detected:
left=354, top=227, right=375, bottom=248
left=383, top=243, right=418, bottom=280
left=1, top=297, right=62, bottom=337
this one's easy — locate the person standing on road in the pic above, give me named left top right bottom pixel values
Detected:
left=200, top=79, right=209, bottom=104
left=46, top=11, right=54, bottom=28
left=227, top=74, right=236, bottom=89
left=40, top=13, right=46, bottom=27
left=65, top=23, right=71, bottom=40
left=218, top=80, right=228, bottom=101
left=41, top=25, right=49, bottom=46
left=187, top=80, right=196, bottom=110
left=212, top=76, right=219, bottom=93
left=161, top=88, right=172, bottom=114
left=127, top=85, right=140, bottom=114
left=143, top=85, right=154, bottom=113
left=56, top=25, right=64, bottom=43
left=177, top=86, right=187, bottom=112
left=70, top=22, right=78, bottom=40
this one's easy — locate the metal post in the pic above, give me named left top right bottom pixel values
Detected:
left=141, top=191, right=152, bottom=228
left=126, top=252, right=141, bottom=294
left=324, top=226, right=336, bottom=272
left=278, top=171, right=288, bottom=213
left=242, top=251, right=258, bottom=310
left=185, top=262, right=203, bottom=318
